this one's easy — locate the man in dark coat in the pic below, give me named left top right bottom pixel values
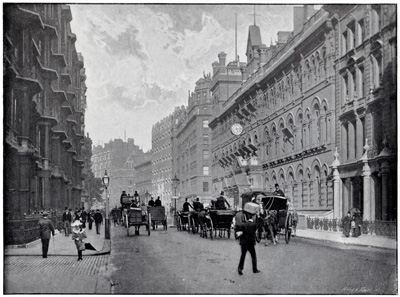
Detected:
left=273, top=183, right=285, bottom=197
left=154, top=196, right=162, bottom=206
left=38, top=212, right=55, bottom=258
left=235, top=208, right=261, bottom=275
left=81, top=208, right=87, bottom=228
left=182, top=198, right=194, bottom=212
left=148, top=197, right=155, bottom=207
left=215, top=191, right=230, bottom=210
left=94, top=209, right=103, bottom=235
left=193, top=198, right=204, bottom=212
left=62, top=207, right=72, bottom=236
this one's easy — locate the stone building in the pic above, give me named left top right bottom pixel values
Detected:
left=210, top=5, right=338, bottom=211
left=91, top=138, right=144, bottom=207
left=4, top=4, right=88, bottom=244
left=325, top=4, right=397, bottom=221
left=171, top=74, right=215, bottom=209
left=209, top=4, right=397, bottom=224
left=151, top=116, right=173, bottom=211
left=133, top=152, right=153, bottom=204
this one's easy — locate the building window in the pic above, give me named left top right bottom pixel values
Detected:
left=203, top=150, right=209, bottom=160
left=357, top=18, right=365, bottom=45
left=203, top=166, right=209, bottom=175
left=348, top=22, right=356, bottom=50
left=203, top=134, right=209, bottom=144
left=203, top=182, right=209, bottom=192
left=342, top=31, right=347, bottom=54
left=202, top=120, right=209, bottom=128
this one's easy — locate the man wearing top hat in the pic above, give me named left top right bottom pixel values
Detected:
left=38, top=212, right=55, bottom=258
left=215, top=191, right=230, bottom=210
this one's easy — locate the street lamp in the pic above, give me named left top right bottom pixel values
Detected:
left=171, top=174, right=180, bottom=227
left=102, top=170, right=110, bottom=239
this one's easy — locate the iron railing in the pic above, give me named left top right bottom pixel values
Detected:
left=306, top=217, right=397, bottom=237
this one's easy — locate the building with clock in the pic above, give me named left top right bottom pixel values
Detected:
left=209, top=4, right=397, bottom=223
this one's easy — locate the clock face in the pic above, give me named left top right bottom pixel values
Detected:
left=231, top=123, right=243, bottom=135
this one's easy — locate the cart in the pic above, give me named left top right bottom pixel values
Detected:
left=205, top=209, right=237, bottom=240
left=148, top=206, right=167, bottom=230
left=125, top=207, right=151, bottom=236
left=176, top=211, right=191, bottom=232
left=241, top=191, right=294, bottom=244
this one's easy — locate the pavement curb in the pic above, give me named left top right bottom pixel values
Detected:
left=295, top=234, right=397, bottom=251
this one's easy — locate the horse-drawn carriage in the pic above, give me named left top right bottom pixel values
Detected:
left=240, top=191, right=294, bottom=244
left=121, top=193, right=150, bottom=236
left=148, top=206, right=167, bottom=230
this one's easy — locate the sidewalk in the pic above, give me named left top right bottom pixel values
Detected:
left=295, top=229, right=397, bottom=250
left=5, top=224, right=111, bottom=256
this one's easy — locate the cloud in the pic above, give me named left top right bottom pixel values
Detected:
left=70, top=4, right=295, bottom=151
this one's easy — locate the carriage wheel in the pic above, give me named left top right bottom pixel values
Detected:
left=126, top=215, right=130, bottom=236
left=285, top=213, right=292, bottom=244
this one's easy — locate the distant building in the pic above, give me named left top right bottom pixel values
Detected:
left=133, top=152, right=153, bottom=204
left=91, top=138, right=144, bottom=207
left=151, top=116, right=173, bottom=210
left=171, top=74, right=215, bottom=209
left=4, top=4, right=88, bottom=244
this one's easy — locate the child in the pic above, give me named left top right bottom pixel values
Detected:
left=72, top=220, right=87, bottom=261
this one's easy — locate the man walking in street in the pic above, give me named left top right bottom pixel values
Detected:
left=38, top=212, right=55, bottom=258
left=94, top=209, right=103, bottom=235
left=155, top=196, right=162, bottom=206
left=62, top=207, right=72, bottom=236
left=235, top=206, right=261, bottom=275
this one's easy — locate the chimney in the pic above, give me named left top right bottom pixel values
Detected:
left=218, top=52, right=227, bottom=67
left=212, top=61, right=219, bottom=76
left=258, top=44, right=268, bottom=66
left=241, top=66, right=248, bottom=83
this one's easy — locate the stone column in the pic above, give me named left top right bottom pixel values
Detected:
left=360, top=139, right=371, bottom=221
left=344, top=178, right=352, bottom=212
left=331, top=148, right=341, bottom=219
left=380, top=160, right=390, bottom=221
left=356, top=116, right=364, bottom=159
left=44, top=124, right=50, bottom=170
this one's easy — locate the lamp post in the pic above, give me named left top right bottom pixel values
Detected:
left=102, top=170, right=110, bottom=239
left=171, top=174, right=180, bottom=227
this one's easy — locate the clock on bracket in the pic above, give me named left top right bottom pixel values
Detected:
left=231, top=123, right=243, bottom=135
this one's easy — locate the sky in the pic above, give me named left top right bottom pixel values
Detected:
left=70, top=4, right=297, bottom=151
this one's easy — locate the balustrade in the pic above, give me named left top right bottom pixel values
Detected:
left=306, top=217, right=396, bottom=237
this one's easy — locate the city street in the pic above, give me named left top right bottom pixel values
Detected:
left=109, top=225, right=397, bottom=294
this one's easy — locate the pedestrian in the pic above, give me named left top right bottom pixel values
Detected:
left=155, top=196, right=162, bottom=206
left=81, top=208, right=87, bottom=228
left=148, top=197, right=155, bottom=207
left=88, top=210, right=94, bottom=230
left=94, top=209, right=103, bottom=234
left=71, top=220, right=86, bottom=261
left=38, top=211, right=55, bottom=258
left=235, top=206, right=261, bottom=275
left=62, top=207, right=72, bottom=236
left=273, top=183, right=285, bottom=197
left=342, top=211, right=352, bottom=237
left=74, top=208, right=82, bottom=222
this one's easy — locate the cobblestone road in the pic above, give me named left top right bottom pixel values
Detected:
left=5, top=255, right=109, bottom=276
left=4, top=255, right=111, bottom=294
